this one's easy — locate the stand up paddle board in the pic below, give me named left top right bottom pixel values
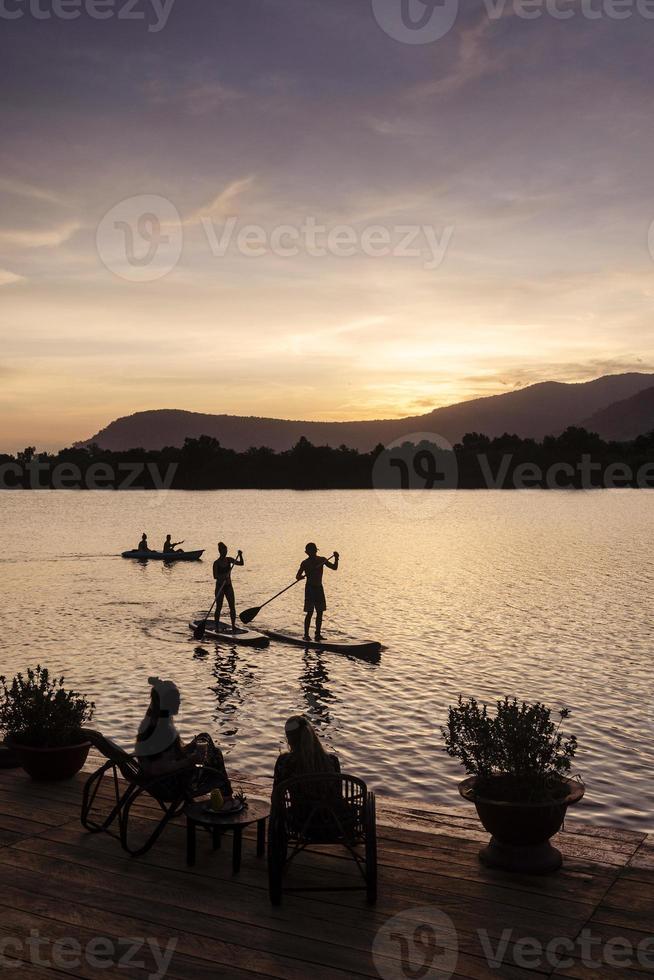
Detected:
left=189, top=620, right=269, bottom=648
left=259, top=629, right=381, bottom=662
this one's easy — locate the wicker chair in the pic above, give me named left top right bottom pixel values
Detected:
left=267, top=772, right=377, bottom=905
left=80, top=728, right=225, bottom=857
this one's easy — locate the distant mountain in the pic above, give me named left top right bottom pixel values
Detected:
left=581, top=385, right=654, bottom=441
left=77, top=373, right=654, bottom=452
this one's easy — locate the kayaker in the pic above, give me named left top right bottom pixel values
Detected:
left=296, top=543, right=339, bottom=642
left=137, top=533, right=150, bottom=553
left=163, top=534, right=184, bottom=554
left=213, top=542, right=244, bottom=631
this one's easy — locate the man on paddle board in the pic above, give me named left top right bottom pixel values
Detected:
left=213, top=542, right=244, bottom=631
left=296, top=543, right=339, bottom=642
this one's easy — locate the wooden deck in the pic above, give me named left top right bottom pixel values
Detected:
left=0, top=765, right=652, bottom=979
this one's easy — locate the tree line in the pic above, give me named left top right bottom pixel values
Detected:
left=1, top=428, right=654, bottom=490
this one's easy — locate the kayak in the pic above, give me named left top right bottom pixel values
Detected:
left=259, top=629, right=382, bottom=662
left=189, top=620, right=270, bottom=648
left=122, top=550, right=204, bottom=561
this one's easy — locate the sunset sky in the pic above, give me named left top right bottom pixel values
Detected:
left=1, top=0, right=654, bottom=452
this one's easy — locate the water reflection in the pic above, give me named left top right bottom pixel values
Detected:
left=210, top=646, right=240, bottom=714
left=300, top=649, right=338, bottom=730
left=4, top=490, right=654, bottom=831
left=207, top=645, right=257, bottom=741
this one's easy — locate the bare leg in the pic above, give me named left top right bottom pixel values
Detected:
left=304, top=611, right=313, bottom=639
left=315, top=611, right=323, bottom=639
left=227, top=592, right=237, bottom=630
left=215, top=592, right=224, bottom=625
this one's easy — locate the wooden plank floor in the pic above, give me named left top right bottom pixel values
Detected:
left=0, top=766, right=652, bottom=979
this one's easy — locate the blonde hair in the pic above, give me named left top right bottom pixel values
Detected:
left=284, top=715, right=334, bottom=774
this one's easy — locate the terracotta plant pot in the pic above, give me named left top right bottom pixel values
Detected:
left=0, top=741, right=21, bottom=769
left=459, top=774, right=585, bottom=874
left=6, top=737, right=91, bottom=781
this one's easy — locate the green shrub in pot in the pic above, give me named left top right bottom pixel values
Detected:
left=0, top=666, right=95, bottom=780
left=442, top=696, right=584, bottom=873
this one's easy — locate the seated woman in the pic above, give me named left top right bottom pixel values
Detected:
left=274, top=715, right=340, bottom=786
left=273, top=716, right=345, bottom=839
left=134, top=677, right=232, bottom=800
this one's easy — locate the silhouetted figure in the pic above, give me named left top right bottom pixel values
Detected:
left=163, top=534, right=184, bottom=554
left=134, top=676, right=232, bottom=798
left=137, top=533, right=150, bottom=553
left=213, top=542, right=244, bottom=631
left=296, top=543, right=339, bottom=642
left=273, top=715, right=340, bottom=787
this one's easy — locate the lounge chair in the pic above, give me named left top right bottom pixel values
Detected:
left=80, top=728, right=225, bottom=857
left=267, top=772, right=377, bottom=905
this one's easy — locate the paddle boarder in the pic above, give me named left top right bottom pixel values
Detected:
left=213, top=542, right=244, bottom=631
left=297, top=543, right=339, bottom=642
left=163, top=534, right=184, bottom=554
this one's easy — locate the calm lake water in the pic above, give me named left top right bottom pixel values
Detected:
left=1, top=489, right=652, bottom=831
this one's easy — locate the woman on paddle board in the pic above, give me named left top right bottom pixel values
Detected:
left=213, top=542, right=244, bottom=631
left=296, top=543, right=339, bottom=642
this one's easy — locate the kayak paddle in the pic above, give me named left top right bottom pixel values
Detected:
left=239, top=554, right=335, bottom=625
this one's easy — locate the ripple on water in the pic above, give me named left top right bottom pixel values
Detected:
left=1, top=489, right=653, bottom=831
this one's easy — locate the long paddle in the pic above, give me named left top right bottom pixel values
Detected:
left=239, top=554, right=336, bottom=625
left=193, top=578, right=227, bottom=641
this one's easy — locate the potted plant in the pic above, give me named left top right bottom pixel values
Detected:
left=0, top=741, right=20, bottom=769
left=0, top=666, right=95, bottom=781
left=442, top=696, right=584, bottom=873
